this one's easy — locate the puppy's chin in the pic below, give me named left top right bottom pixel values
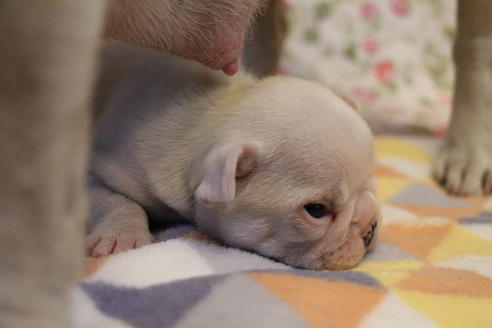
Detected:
left=320, top=251, right=366, bottom=270
left=314, top=229, right=378, bottom=271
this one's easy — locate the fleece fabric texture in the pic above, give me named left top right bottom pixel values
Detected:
left=73, top=135, right=492, bottom=328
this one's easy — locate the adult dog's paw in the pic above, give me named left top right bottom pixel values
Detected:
left=433, top=140, right=492, bottom=196
left=86, top=227, right=153, bottom=258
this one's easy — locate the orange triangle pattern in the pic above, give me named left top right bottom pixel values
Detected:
left=249, top=273, right=386, bottom=328
left=85, top=257, right=110, bottom=278
left=396, top=267, right=492, bottom=298
left=380, top=220, right=453, bottom=259
left=374, top=164, right=410, bottom=178
left=389, top=203, right=480, bottom=220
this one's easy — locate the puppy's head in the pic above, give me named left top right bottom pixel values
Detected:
left=192, top=76, right=381, bottom=270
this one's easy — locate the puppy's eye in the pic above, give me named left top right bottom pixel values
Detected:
left=304, top=203, right=327, bottom=219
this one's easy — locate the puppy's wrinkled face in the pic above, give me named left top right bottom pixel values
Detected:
left=194, top=77, right=381, bottom=270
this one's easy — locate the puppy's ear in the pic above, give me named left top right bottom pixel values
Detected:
left=331, top=88, right=360, bottom=112
left=195, top=143, right=257, bottom=206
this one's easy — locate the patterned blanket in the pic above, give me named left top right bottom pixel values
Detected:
left=73, top=135, right=492, bottom=328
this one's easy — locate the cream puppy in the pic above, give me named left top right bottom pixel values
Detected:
left=88, top=43, right=380, bottom=270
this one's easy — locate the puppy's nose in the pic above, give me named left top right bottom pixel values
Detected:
left=362, top=220, right=377, bottom=248
left=353, top=190, right=380, bottom=248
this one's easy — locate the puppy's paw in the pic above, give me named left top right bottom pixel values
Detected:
left=433, top=140, right=492, bottom=196
left=86, top=227, right=153, bottom=258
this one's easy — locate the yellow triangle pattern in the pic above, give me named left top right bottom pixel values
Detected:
left=354, top=260, right=425, bottom=287
left=355, top=259, right=424, bottom=273
left=395, top=290, right=492, bottom=328
left=428, top=224, right=492, bottom=262
left=375, top=137, right=431, bottom=163
left=376, top=177, right=411, bottom=201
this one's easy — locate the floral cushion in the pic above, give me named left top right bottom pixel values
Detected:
left=281, top=0, right=456, bottom=134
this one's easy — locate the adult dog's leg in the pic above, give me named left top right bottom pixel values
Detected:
left=242, top=0, right=288, bottom=77
left=433, top=0, right=492, bottom=195
left=0, top=1, right=105, bottom=327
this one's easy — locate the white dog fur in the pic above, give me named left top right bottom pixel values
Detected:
left=87, top=43, right=381, bottom=270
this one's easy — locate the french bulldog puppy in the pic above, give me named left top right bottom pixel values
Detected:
left=87, top=43, right=381, bottom=270
left=433, top=0, right=492, bottom=196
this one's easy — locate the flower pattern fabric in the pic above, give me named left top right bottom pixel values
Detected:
left=281, top=0, right=456, bottom=134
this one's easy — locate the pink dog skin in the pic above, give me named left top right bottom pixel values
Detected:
left=105, top=0, right=264, bottom=75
